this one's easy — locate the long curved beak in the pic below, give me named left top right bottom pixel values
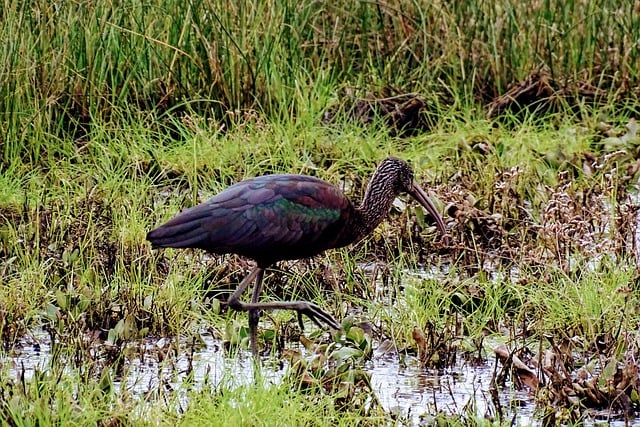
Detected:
left=409, top=180, right=447, bottom=237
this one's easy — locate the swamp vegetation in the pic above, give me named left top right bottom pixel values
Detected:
left=1, top=0, right=640, bottom=425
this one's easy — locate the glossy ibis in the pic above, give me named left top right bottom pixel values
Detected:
left=147, top=157, right=447, bottom=356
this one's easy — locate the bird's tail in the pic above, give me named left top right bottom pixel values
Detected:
left=147, top=208, right=209, bottom=249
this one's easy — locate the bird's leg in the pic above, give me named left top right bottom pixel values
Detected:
left=248, top=268, right=265, bottom=356
left=226, top=266, right=341, bottom=355
left=226, top=266, right=262, bottom=356
left=226, top=266, right=267, bottom=356
left=226, top=266, right=261, bottom=310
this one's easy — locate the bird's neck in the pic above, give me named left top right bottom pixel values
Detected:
left=354, top=174, right=397, bottom=238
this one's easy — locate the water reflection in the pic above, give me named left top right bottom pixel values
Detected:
left=369, top=351, right=535, bottom=424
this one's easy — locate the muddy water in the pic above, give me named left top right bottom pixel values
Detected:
left=6, top=329, right=538, bottom=425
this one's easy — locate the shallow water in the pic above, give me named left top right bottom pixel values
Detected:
left=5, top=328, right=539, bottom=425
left=370, top=352, right=534, bottom=424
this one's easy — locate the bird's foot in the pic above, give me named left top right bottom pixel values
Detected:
left=293, top=301, right=341, bottom=330
left=232, top=300, right=341, bottom=331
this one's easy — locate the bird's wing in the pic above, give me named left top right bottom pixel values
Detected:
left=200, top=175, right=349, bottom=251
left=147, top=175, right=351, bottom=257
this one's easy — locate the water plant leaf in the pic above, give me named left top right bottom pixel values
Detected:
left=211, top=298, right=221, bottom=314
left=345, top=326, right=366, bottom=349
left=599, top=358, right=618, bottom=388
left=340, top=315, right=356, bottom=331
left=44, top=303, right=60, bottom=320
left=107, top=325, right=119, bottom=344
left=330, top=347, right=363, bottom=364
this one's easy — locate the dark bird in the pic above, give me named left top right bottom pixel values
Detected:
left=147, top=157, right=447, bottom=356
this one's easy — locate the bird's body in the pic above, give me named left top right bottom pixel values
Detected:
left=148, top=157, right=447, bottom=356
left=148, top=174, right=359, bottom=266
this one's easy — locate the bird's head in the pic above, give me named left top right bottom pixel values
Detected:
left=376, top=157, right=448, bottom=237
left=376, top=157, right=415, bottom=193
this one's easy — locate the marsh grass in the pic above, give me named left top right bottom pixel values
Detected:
left=2, top=0, right=639, bottom=164
left=1, top=367, right=136, bottom=426
left=2, top=0, right=640, bottom=424
left=3, top=110, right=640, bottom=423
left=535, top=266, right=637, bottom=341
left=171, top=380, right=390, bottom=427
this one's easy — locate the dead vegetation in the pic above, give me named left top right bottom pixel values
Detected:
left=486, top=70, right=613, bottom=119
left=493, top=328, right=640, bottom=425
left=323, top=71, right=638, bottom=135
left=322, top=89, right=436, bottom=136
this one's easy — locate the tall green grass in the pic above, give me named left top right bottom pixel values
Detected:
left=2, top=0, right=638, bottom=164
